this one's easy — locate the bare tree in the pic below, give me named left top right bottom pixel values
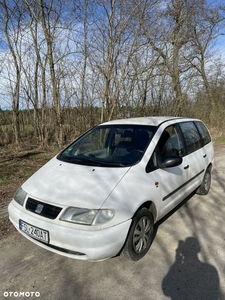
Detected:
left=0, top=0, right=225, bottom=149
left=138, top=0, right=197, bottom=115
left=24, top=1, right=55, bottom=147
left=188, top=0, right=225, bottom=124
left=90, top=0, right=151, bottom=121
left=0, top=0, right=25, bottom=148
left=37, top=0, right=64, bottom=146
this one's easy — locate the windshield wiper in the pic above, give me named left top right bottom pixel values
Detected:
left=79, top=158, right=103, bottom=166
left=57, top=157, right=83, bottom=164
left=96, top=161, right=127, bottom=167
left=58, top=155, right=128, bottom=167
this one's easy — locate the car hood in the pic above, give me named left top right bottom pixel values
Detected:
left=22, top=157, right=130, bottom=209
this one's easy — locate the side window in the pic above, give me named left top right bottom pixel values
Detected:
left=158, top=125, right=184, bottom=161
left=179, top=122, right=202, bottom=154
left=146, top=125, right=184, bottom=172
left=194, top=121, right=211, bottom=146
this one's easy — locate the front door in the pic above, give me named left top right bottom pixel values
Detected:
left=146, top=124, right=189, bottom=220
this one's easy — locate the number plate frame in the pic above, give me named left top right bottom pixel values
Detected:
left=19, top=219, right=49, bottom=244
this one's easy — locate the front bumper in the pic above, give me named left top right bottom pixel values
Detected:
left=8, top=200, right=131, bottom=261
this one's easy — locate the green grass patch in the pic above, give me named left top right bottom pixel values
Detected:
left=0, top=124, right=34, bottom=132
left=213, top=136, right=225, bottom=144
left=21, top=125, right=34, bottom=132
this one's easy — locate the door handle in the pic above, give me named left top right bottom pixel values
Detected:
left=203, top=154, right=207, bottom=158
left=184, top=164, right=189, bottom=169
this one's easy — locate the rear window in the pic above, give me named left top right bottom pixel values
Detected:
left=179, top=122, right=202, bottom=154
left=194, top=121, right=211, bottom=146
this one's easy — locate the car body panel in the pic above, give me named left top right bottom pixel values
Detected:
left=8, top=200, right=131, bottom=261
left=22, top=157, right=131, bottom=209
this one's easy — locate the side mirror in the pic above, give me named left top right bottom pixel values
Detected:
left=160, top=156, right=182, bottom=168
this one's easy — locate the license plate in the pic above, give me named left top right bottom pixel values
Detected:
left=19, top=219, right=49, bottom=244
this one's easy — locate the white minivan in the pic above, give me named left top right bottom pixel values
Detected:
left=8, top=117, right=214, bottom=261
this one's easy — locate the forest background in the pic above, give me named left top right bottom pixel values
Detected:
left=0, top=0, right=225, bottom=150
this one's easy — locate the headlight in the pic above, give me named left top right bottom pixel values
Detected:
left=14, top=187, right=27, bottom=206
left=60, top=207, right=115, bottom=225
left=92, top=209, right=116, bottom=225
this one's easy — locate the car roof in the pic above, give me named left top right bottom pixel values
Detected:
left=100, top=116, right=193, bottom=127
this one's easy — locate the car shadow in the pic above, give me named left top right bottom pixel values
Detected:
left=161, top=236, right=220, bottom=300
left=153, top=192, right=221, bottom=299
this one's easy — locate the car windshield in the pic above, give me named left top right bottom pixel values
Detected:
left=57, top=124, right=157, bottom=167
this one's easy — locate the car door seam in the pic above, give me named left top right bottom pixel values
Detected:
left=162, top=169, right=205, bottom=201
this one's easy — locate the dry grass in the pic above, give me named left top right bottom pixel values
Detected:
left=0, top=147, right=59, bottom=239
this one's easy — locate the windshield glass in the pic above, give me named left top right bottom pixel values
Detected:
left=57, top=125, right=156, bottom=167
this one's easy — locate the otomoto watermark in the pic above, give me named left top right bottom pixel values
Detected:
left=3, top=291, right=40, bottom=298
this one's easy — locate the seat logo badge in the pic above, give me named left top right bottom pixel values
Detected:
left=35, top=203, right=44, bottom=214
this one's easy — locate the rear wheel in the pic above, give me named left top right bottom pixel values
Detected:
left=122, top=208, right=154, bottom=261
left=196, top=168, right=211, bottom=195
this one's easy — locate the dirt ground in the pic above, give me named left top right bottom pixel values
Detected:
left=0, top=142, right=225, bottom=300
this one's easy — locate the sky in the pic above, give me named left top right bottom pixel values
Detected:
left=0, top=0, right=225, bottom=111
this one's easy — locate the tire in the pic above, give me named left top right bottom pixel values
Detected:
left=122, top=208, right=154, bottom=261
left=196, top=168, right=211, bottom=195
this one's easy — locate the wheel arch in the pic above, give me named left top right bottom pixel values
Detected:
left=120, top=203, right=156, bottom=260
left=207, top=162, right=213, bottom=172
left=134, top=201, right=157, bottom=223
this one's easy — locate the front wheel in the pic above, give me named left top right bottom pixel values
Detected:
left=121, top=208, right=154, bottom=261
left=196, top=168, right=211, bottom=195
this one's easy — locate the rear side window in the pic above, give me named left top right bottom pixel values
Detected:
left=195, top=121, right=211, bottom=146
left=179, top=122, right=202, bottom=154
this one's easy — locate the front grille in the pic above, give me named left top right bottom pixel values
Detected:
left=26, top=198, right=62, bottom=219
